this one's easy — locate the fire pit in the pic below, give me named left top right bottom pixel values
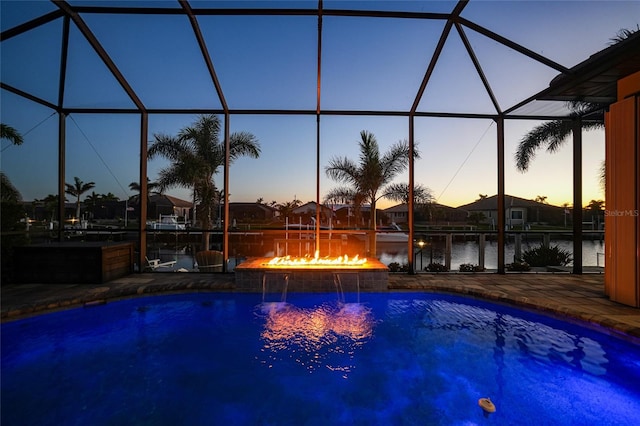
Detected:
left=235, top=253, right=389, bottom=292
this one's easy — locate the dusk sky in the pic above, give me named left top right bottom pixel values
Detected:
left=2, top=0, right=638, bottom=210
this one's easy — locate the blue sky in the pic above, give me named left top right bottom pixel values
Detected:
left=1, top=1, right=638, bottom=210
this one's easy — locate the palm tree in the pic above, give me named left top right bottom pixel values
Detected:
left=382, top=182, right=434, bottom=205
left=65, top=177, right=95, bottom=219
left=324, top=187, right=366, bottom=228
left=383, top=182, right=435, bottom=224
left=515, top=27, right=638, bottom=172
left=148, top=114, right=260, bottom=249
left=129, top=178, right=162, bottom=220
left=101, top=192, right=119, bottom=202
left=1, top=123, right=24, bottom=146
left=129, top=178, right=162, bottom=196
left=0, top=123, right=23, bottom=206
left=84, top=191, right=102, bottom=220
left=325, top=130, right=419, bottom=255
left=276, top=198, right=302, bottom=222
left=1, top=172, right=21, bottom=203
left=37, top=194, right=62, bottom=222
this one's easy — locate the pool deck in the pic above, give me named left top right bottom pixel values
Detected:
left=2, top=272, right=639, bottom=343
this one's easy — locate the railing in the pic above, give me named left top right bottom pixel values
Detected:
left=16, top=225, right=602, bottom=273
left=412, top=230, right=605, bottom=272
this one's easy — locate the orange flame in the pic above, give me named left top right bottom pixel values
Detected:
left=266, top=250, right=367, bottom=268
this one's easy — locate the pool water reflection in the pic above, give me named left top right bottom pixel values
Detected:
left=2, top=292, right=638, bottom=425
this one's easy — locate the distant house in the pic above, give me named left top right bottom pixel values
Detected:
left=128, top=194, right=192, bottom=221
left=457, top=195, right=566, bottom=228
left=229, top=202, right=277, bottom=224
left=153, top=194, right=192, bottom=218
left=384, top=203, right=468, bottom=225
left=290, top=201, right=334, bottom=226
left=383, top=204, right=408, bottom=224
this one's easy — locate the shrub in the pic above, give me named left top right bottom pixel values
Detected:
left=426, top=262, right=448, bottom=272
left=522, top=244, right=572, bottom=267
left=506, top=261, right=531, bottom=271
left=388, top=262, right=409, bottom=272
left=388, top=262, right=401, bottom=272
left=459, top=263, right=485, bottom=272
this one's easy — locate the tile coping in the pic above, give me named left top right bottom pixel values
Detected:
left=1, top=273, right=639, bottom=344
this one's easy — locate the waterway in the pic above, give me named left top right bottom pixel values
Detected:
left=151, top=238, right=605, bottom=272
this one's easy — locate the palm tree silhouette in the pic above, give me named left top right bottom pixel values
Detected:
left=325, top=130, right=419, bottom=255
left=65, top=177, right=95, bottom=220
left=1, top=123, right=23, bottom=204
left=1, top=123, right=24, bottom=146
left=515, top=27, right=638, bottom=172
left=1, top=172, right=21, bottom=203
left=148, top=114, right=260, bottom=249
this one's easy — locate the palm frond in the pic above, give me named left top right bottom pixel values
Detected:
left=325, top=157, right=359, bottom=184
left=515, top=121, right=570, bottom=171
left=1, top=172, right=22, bottom=202
left=380, top=140, right=415, bottom=182
left=381, top=183, right=433, bottom=204
left=1, top=124, right=24, bottom=146
left=323, top=186, right=360, bottom=204
left=358, top=131, right=380, bottom=165
left=148, top=134, right=187, bottom=161
left=229, top=131, right=261, bottom=161
left=609, top=25, right=639, bottom=44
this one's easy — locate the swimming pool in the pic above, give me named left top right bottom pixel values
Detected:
left=2, top=292, right=639, bottom=425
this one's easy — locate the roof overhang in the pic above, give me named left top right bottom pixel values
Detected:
left=539, top=31, right=640, bottom=105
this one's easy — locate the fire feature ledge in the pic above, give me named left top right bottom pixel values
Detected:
left=234, top=257, right=389, bottom=292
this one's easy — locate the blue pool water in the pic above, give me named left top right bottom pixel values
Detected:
left=2, top=292, right=639, bottom=425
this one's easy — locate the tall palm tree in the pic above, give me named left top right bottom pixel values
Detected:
left=515, top=27, right=638, bottom=172
left=1, top=123, right=24, bottom=146
left=65, top=176, right=95, bottom=219
left=325, top=130, right=419, bottom=255
left=148, top=114, right=260, bottom=249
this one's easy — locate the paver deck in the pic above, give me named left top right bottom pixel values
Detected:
left=2, top=272, right=639, bottom=343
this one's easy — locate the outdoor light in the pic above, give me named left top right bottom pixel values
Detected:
left=418, top=240, right=425, bottom=249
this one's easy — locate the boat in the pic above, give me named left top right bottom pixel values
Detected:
left=352, top=223, right=410, bottom=243
left=375, top=223, right=410, bottom=243
left=147, top=214, right=187, bottom=230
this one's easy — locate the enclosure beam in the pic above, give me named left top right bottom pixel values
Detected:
left=223, top=112, right=231, bottom=271
left=57, top=16, right=69, bottom=110
left=496, top=116, right=506, bottom=274
left=315, top=0, right=323, bottom=252
left=572, top=118, right=583, bottom=274
left=139, top=113, right=149, bottom=271
left=53, top=0, right=146, bottom=112
left=408, top=114, right=416, bottom=273
left=57, top=113, right=66, bottom=242
left=180, top=0, right=228, bottom=113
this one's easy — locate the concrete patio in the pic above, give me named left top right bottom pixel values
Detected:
left=2, top=272, right=639, bottom=343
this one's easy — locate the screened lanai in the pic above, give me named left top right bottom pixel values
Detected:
left=2, top=0, right=639, bottom=276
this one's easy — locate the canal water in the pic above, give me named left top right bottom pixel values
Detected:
left=151, top=239, right=605, bottom=272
